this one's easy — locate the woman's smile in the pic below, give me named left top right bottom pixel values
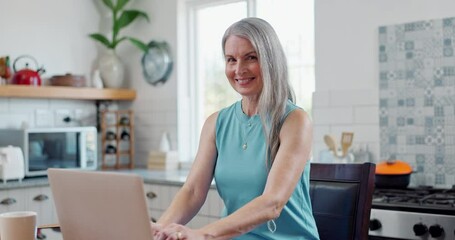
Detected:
left=224, top=35, right=263, bottom=97
left=236, top=77, right=255, bottom=85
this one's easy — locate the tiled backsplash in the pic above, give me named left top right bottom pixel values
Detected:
left=0, top=98, right=97, bottom=129
left=378, top=17, right=455, bottom=187
left=312, top=89, right=380, bottom=165
left=0, top=97, right=178, bottom=168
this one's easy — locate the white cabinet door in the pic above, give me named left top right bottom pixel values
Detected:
left=143, top=184, right=181, bottom=222
left=144, top=184, right=165, bottom=221
left=25, top=187, right=56, bottom=225
left=188, top=188, right=223, bottom=228
left=0, top=188, right=26, bottom=213
left=144, top=184, right=223, bottom=229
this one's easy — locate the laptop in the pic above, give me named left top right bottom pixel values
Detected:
left=47, top=168, right=154, bottom=240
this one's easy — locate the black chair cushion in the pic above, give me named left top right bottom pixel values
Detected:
left=310, top=181, right=359, bottom=240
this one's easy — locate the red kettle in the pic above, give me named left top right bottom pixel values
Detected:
left=12, top=55, right=45, bottom=86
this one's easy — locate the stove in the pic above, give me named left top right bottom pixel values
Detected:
left=369, top=186, right=455, bottom=239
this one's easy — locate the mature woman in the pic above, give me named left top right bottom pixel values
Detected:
left=152, top=17, right=319, bottom=240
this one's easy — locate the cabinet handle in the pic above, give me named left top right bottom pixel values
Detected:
left=0, top=198, right=16, bottom=205
left=33, top=194, right=49, bottom=202
left=146, top=191, right=157, bottom=199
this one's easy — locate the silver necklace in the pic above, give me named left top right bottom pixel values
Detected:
left=240, top=121, right=253, bottom=150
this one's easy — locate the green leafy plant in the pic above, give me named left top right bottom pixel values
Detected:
left=89, top=0, right=150, bottom=52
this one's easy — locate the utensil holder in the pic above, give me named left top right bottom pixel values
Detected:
left=318, top=149, right=354, bottom=163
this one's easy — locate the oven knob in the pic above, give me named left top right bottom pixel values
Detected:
left=369, top=219, right=382, bottom=231
left=413, top=223, right=428, bottom=236
left=429, top=224, right=444, bottom=238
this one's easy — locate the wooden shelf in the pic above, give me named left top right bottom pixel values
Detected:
left=0, top=85, right=136, bottom=101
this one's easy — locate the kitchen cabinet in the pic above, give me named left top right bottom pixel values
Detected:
left=144, top=183, right=224, bottom=228
left=0, top=186, right=57, bottom=226
left=0, top=85, right=136, bottom=101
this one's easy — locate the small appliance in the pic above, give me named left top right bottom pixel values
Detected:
left=0, top=127, right=97, bottom=177
left=0, top=145, right=25, bottom=182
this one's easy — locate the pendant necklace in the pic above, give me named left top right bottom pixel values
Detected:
left=241, top=121, right=253, bottom=150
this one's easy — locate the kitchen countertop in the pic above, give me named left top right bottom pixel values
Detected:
left=0, top=168, right=193, bottom=190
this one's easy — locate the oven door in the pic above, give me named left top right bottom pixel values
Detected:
left=369, top=208, right=455, bottom=240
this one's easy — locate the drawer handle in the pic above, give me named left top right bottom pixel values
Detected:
left=146, top=191, right=157, bottom=199
left=0, top=198, right=16, bottom=205
left=33, top=194, right=49, bottom=202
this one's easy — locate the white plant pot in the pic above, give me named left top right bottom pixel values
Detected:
left=98, top=50, right=125, bottom=88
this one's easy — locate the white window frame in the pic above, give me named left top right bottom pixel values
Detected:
left=177, top=0, right=314, bottom=163
left=177, top=0, right=255, bottom=163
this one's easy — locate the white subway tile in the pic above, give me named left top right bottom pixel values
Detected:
left=0, top=113, right=33, bottom=129
left=354, top=106, right=379, bottom=124
left=329, top=89, right=378, bottom=106
left=9, top=98, right=49, bottom=113
left=312, top=107, right=353, bottom=125
left=331, top=124, right=379, bottom=143
left=312, top=91, right=329, bottom=107
left=313, top=125, right=331, bottom=144
left=0, top=99, right=8, bottom=112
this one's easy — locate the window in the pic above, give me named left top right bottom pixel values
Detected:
left=178, top=0, right=314, bottom=162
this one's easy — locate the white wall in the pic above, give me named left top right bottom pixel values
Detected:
left=0, top=0, right=98, bottom=77
left=125, top=0, right=179, bottom=166
left=4, top=0, right=455, bottom=168
left=0, top=0, right=179, bottom=167
left=313, top=0, right=455, bottom=162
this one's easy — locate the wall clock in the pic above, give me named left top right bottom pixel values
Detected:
left=141, top=41, right=173, bottom=86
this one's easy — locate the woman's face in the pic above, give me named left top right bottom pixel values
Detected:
left=224, top=35, right=263, bottom=98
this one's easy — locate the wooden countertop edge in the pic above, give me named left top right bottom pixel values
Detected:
left=0, top=85, right=136, bottom=101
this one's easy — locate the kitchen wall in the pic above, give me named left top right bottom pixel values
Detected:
left=313, top=0, right=455, bottom=187
left=0, top=1, right=99, bottom=128
left=3, top=0, right=455, bottom=176
left=0, top=0, right=179, bottom=167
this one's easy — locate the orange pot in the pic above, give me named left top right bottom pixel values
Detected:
left=375, top=160, right=413, bottom=188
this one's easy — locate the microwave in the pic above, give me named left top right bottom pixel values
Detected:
left=0, top=127, right=97, bottom=177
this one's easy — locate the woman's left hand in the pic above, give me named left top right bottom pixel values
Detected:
left=153, top=223, right=209, bottom=240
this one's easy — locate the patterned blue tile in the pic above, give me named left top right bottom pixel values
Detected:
left=379, top=17, right=455, bottom=186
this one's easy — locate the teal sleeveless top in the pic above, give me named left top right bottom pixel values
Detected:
left=214, top=100, right=319, bottom=240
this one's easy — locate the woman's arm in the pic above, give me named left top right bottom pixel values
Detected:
left=157, top=112, right=219, bottom=226
left=197, top=109, right=313, bottom=239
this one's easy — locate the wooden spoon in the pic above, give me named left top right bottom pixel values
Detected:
left=323, top=135, right=338, bottom=157
left=341, top=132, right=354, bottom=157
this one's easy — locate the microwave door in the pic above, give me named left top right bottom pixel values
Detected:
left=28, top=132, right=80, bottom=172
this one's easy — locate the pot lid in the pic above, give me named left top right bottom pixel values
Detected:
left=376, top=160, right=412, bottom=175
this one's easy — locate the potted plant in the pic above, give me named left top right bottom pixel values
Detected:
left=89, top=0, right=150, bottom=88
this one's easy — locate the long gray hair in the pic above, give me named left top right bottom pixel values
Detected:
left=222, top=17, right=295, bottom=167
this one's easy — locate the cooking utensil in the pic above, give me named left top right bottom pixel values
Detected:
left=323, top=135, right=338, bottom=157
left=375, top=160, right=413, bottom=188
left=340, top=132, right=354, bottom=157
left=12, top=55, right=45, bottom=86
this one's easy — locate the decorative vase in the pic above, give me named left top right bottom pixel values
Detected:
left=98, top=50, right=125, bottom=88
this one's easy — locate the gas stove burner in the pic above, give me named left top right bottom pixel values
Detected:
left=372, top=187, right=455, bottom=213
left=421, top=193, right=455, bottom=207
left=370, top=187, right=455, bottom=239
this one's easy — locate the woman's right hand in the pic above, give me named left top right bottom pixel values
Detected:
left=151, top=222, right=163, bottom=237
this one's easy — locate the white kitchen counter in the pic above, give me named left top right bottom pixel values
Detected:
left=0, top=168, right=194, bottom=190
